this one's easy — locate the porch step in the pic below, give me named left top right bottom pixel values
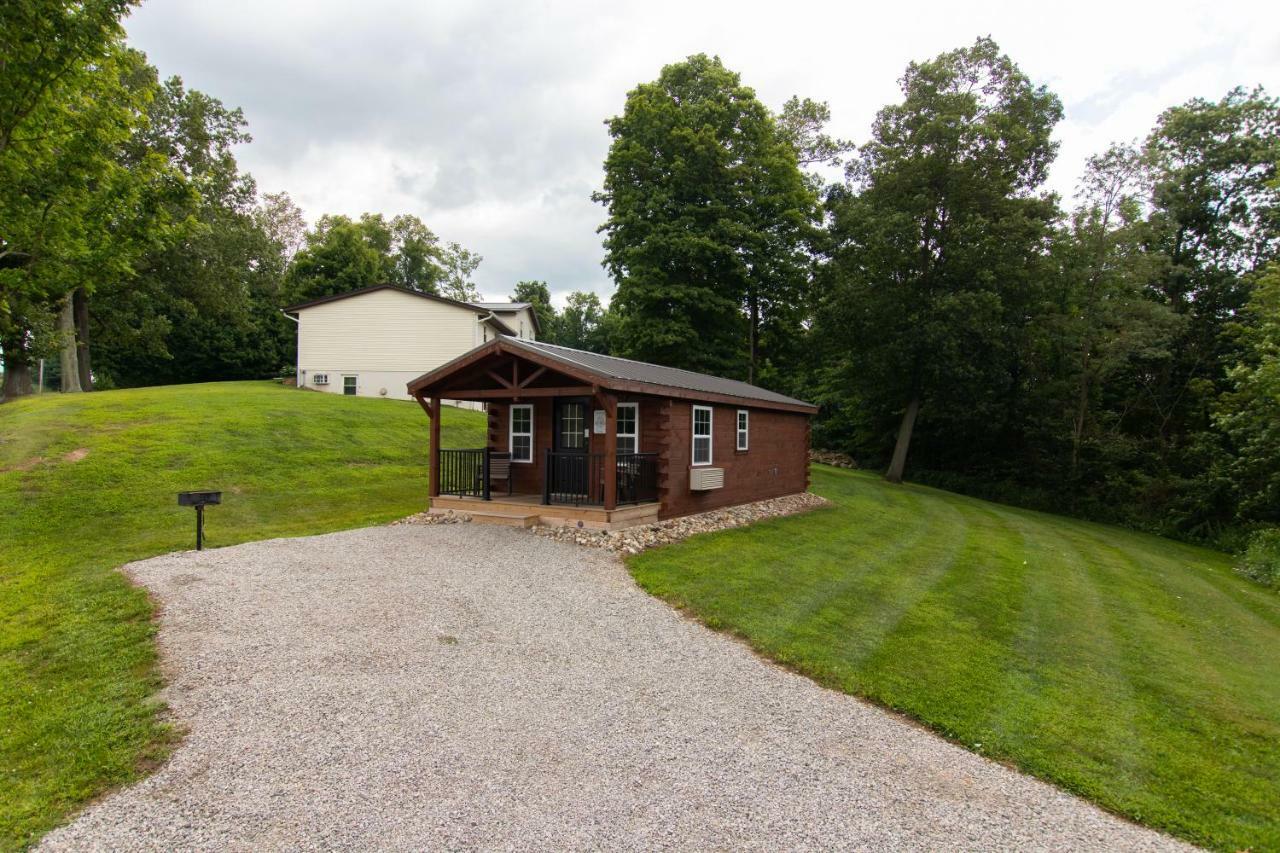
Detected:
left=453, top=509, right=541, bottom=528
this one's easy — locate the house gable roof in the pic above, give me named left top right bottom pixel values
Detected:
left=282, top=284, right=517, bottom=336
left=406, top=336, right=817, bottom=414
left=470, top=301, right=543, bottom=335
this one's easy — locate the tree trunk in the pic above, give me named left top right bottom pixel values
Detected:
left=1, top=333, right=34, bottom=400
left=73, top=286, right=93, bottom=391
left=1070, top=356, right=1091, bottom=480
left=2, top=361, right=33, bottom=400
left=58, top=293, right=83, bottom=393
left=885, top=397, right=920, bottom=484
left=747, top=291, right=759, bottom=385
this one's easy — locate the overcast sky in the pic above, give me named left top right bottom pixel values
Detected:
left=124, top=0, right=1277, bottom=306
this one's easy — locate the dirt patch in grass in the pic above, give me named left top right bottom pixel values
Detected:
left=3, top=456, right=45, bottom=472
left=63, top=448, right=90, bottom=463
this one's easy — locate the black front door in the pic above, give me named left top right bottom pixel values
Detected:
left=553, top=398, right=589, bottom=453
left=549, top=398, right=591, bottom=503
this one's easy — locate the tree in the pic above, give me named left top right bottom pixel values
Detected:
left=822, top=37, right=1063, bottom=483
left=595, top=54, right=819, bottom=381
left=438, top=241, right=482, bottom=302
left=558, top=291, right=608, bottom=352
left=1051, top=145, right=1179, bottom=479
left=0, top=0, right=161, bottom=398
left=285, top=213, right=482, bottom=304
left=510, top=280, right=557, bottom=342
left=1215, top=263, right=1280, bottom=524
left=1136, top=88, right=1280, bottom=449
left=776, top=96, right=856, bottom=192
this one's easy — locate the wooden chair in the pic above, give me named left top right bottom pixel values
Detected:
left=488, top=452, right=513, bottom=496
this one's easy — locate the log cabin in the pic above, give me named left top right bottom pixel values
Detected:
left=408, top=337, right=816, bottom=529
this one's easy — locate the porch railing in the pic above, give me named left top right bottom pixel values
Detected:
left=438, top=448, right=512, bottom=500
left=542, top=450, right=658, bottom=507
left=438, top=448, right=485, bottom=498
left=615, top=452, right=659, bottom=505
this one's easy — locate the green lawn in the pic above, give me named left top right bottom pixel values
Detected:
left=0, top=382, right=485, bottom=850
left=629, top=465, right=1280, bottom=851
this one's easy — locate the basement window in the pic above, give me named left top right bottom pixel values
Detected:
left=343, top=375, right=357, bottom=396
left=737, top=409, right=749, bottom=451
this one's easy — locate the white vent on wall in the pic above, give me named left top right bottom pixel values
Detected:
left=312, top=373, right=329, bottom=386
left=689, top=467, right=724, bottom=491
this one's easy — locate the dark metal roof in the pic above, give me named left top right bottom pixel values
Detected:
left=281, top=284, right=516, bottom=335
left=501, top=337, right=816, bottom=411
left=471, top=301, right=542, bottom=335
left=471, top=301, right=531, bottom=311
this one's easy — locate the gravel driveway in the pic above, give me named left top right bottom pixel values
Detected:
left=42, top=525, right=1187, bottom=851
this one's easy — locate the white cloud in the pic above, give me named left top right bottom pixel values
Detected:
left=125, top=0, right=1280, bottom=303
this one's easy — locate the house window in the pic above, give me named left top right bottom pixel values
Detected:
left=617, top=403, right=638, bottom=455
left=510, top=404, right=533, bottom=462
left=737, top=409, right=749, bottom=451
left=343, top=375, right=357, bottom=396
left=519, top=320, right=526, bottom=339
left=692, top=405, right=712, bottom=466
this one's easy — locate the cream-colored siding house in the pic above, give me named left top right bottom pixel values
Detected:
left=284, top=285, right=539, bottom=404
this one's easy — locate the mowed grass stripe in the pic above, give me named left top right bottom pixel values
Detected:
left=628, top=465, right=1280, bottom=851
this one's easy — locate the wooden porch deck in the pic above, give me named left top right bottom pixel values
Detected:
left=429, top=494, right=660, bottom=530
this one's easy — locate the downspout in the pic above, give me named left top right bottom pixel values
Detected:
left=476, top=311, right=502, bottom=343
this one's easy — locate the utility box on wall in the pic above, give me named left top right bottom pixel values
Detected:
left=689, top=467, right=724, bottom=491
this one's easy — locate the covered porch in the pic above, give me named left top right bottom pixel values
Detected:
left=409, top=338, right=663, bottom=527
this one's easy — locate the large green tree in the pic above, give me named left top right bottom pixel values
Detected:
left=0, top=0, right=167, bottom=398
left=822, top=37, right=1063, bottom=483
left=558, top=290, right=609, bottom=352
left=88, top=76, right=294, bottom=388
left=1215, top=262, right=1280, bottom=525
left=596, top=54, right=819, bottom=381
left=510, top=280, right=557, bottom=341
left=284, top=213, right=482, bottom=304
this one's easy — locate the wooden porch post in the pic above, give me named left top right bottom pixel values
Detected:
left=601, top=392, right=617, bottom=511
left=428, top=396, right=441, bottom=498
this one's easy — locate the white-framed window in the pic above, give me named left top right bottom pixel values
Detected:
left=617, top=403, right=639, bottom=455
left=692, top=405, right=712, bottom=466
left=519, top=320, right=526, bottom=339
left=509, top=404, right=533, bottom=462
left=343, top=375, right=357, bottom=396
left=737, top=409, right=749, bottom=451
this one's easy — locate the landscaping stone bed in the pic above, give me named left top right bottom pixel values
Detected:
left=532, top=491, right=830, bottom=554
left=809, top=449, right=858, bottom=468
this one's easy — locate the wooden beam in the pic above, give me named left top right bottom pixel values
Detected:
left=602, top=391, right=617, bottom=511
left=440, top=385, right=594, bottom=400
left=485, top=369, right=514, bottom=389
left=517, top=365, right=547, bottom=388
left=428, top=396, right=441, bottom=498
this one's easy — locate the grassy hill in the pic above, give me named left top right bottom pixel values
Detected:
left=2, top=382, right=1276, bottom=850
left=0, top=382, right=486, bottom=849
left=629, top=466, right=1280, bottom=851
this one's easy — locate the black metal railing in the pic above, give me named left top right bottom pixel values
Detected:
left=544, top=450, right=603, bottom=506
left=438, top=448, right=514, bottom=500
left=615, top=452, right=658, bottom=505
left=542, top=450, right=658, bottom=507
left=439, top=448, right=485, bottom=498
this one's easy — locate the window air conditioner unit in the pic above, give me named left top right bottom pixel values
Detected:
left=690, top=467, right=724, bottom=491
left=313, top=373, right=329, bottom=386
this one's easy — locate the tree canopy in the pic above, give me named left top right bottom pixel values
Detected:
left=596, top=54, right=819, bottom=380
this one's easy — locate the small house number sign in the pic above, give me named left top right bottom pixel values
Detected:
left=593, top=409, right=606, bottom=434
